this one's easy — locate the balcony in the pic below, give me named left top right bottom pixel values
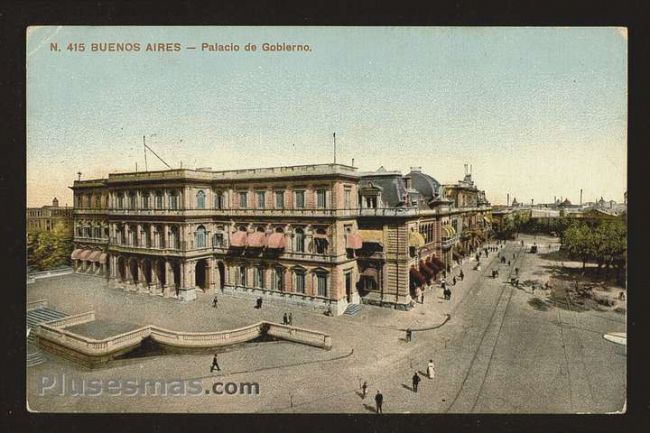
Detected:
left=73, top=236, right=109, bottom=244
left=106, top=207, right=357, bottom=218
left=74, top=208, right=108, bottom=215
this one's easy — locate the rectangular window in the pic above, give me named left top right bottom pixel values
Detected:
left=254, top=267, right=264, bottom=288
left=155, top=193, right=163, bottom=209
left=142, top=195, right=149, bottom=209
left=215, top=193, right=224, bottom=209
left=295, top=190, right=305, bottom=209
left=295, top=271, right=305, bottom=293
left=239, top=192, right=248, bottom=208
left=213, top=233, right=224, bottom=247
left=317, top=274, right=327, bottom=297
left=344, top=188, right=351, bottom=209
left=316, top=189, right=327, bottom=208
left=169, top=195, right=178, bottom=210
left=239, top=266, right=247, bottom=286
left=273, top=268, right=284, bottom=291
left=275, top=191, right=284, bottom=209
left=256, top=191, right=265, bottom=209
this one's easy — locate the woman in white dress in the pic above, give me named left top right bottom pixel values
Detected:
left=427, top=359, right=435, bottom=379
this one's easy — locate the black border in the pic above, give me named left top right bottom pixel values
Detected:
left=1, top=1, right=648, bottom=432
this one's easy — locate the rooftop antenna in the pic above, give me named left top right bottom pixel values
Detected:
left=333, top=132, right=337, bottom=165
left=143, top=137, right=172, bottom=169
left=143, top=135, right=148, bottom=171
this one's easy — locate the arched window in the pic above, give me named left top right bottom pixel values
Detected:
left=142, top=192, right=150, bottom=209
left=169, top=226, right=179, bottom=249
left=196, top=225, right=206, bottom=248
left=238, top=265, right=247, bottom=286
left=294, top=228, right=305, bottom=253
left=196, top=190, right=205, bottom=209
left=117, top=192, right=124, bottom=209
left=212, top=232, right=224, bottom=247
left=314, top=228, right=329, bottom=254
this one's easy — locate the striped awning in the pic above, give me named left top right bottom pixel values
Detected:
left=409, top=231, right=426, bottom=248
left=70, top=249, right=83, bottom=260
left=88, top=250, right=102, bottom=262
left=419, top=261, right=435, bottom=278
left=346, top=233, right=363, bottom=250
left=358, top=230, right=383, bottom=245
left=443, top=225, right=456, bottom=238
left=266, top=232, right=286, bottom=249
left=77, top=250, right=92, bottom=260
left=230, top=231, right=248, bottom=247
left=361, top=267, right=379, bottom=278
left=247, top=232, right=267, bottom=248
left=409, top=267, right=427, bottom=285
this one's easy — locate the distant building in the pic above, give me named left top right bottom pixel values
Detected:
left=27, top=198, right=73, bottom=234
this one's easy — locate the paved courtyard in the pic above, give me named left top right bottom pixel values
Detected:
left=26, top=235, right=626, bottom=413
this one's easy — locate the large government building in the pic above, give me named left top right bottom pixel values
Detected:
left=70, top=163, right=491, bottom=314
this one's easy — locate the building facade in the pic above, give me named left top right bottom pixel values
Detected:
left=27, top=198, right=73, bottom=234
left=70, top=164, right=492, bottom=314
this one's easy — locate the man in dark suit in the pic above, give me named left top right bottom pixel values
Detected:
left=210, top=353, right=221, bottom=372
left=412, top=372, right=421, bottom=392
left=375, top=390, right=383, bottom=413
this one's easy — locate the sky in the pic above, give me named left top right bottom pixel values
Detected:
left=26, top=26, right=627, bottom=207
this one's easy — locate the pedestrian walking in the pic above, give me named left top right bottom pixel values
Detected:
left=421, top=292, right=425, bottom=304
left=452, top=276, right=457, bottom=286
left=412, top=372, right=421, bottom=392
left=361, top=381, right=368, bottom=399
left=459, top=270, right=464, bottom=281
left=255, top=297, right=263, bottom=309
left=515, top=267, right=519, bottom=276
left=427, top=359, right=435, bottom=379
left=212, top=295, right=218, bottom=308
left=508, top=260, right=511, bottom=266
left=288, top=312, right=293, bottom=325
left=375, top=391, right=383, bottom=413
left=283, top=313, right=288, bottom=325
left=210, top=353, right=221, bottom=372
left=405, top=329, right=412, bottom=342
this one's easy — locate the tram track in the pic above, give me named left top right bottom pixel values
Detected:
left=444, top=242, right=524, bottom=413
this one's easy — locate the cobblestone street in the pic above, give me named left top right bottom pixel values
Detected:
left=27, top=235, right=626, bottom=413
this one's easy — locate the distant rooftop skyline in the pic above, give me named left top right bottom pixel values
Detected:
left=27, top=26, right=627, bottom=207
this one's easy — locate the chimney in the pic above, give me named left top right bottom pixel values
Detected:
left=580, top=189, right=583, bottom=206
left=507, top=193, right=510, bottom=207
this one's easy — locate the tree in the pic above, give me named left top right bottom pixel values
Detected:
left=27, top=221, right=73, bottom=271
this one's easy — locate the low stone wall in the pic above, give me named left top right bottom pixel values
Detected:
left=27, top=299, right=48, bottom=311
left=222, top=284, right=347, bottom=315
left=36, top=311, right=332, bottom=367
left=27, top=267, right=74, bottom=282
left=43, top=311, right=96, bottom=328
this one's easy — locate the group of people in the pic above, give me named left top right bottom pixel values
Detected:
left=361, top=359, right=436, bottom=413
left=282, top=312, right=294, bottom=325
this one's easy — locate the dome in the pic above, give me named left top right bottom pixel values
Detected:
left=407, top=170, right=443, bottom=201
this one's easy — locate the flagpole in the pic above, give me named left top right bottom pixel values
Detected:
left=333, top=132, right=336, bottom=165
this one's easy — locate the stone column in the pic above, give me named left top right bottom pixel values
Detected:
left=209, top=258, right=216, bottom=293
left=164, top=260, right=174, bottom=297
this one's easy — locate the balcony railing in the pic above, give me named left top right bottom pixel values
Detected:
left=73, top=236, right=109, bottom=243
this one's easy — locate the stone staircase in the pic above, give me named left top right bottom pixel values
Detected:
left=26, top=306, right=67, bottom=367
left=343, top=303, right=362, bottom=316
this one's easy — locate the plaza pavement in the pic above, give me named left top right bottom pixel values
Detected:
left=26, top=235, right=626, bottom=413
